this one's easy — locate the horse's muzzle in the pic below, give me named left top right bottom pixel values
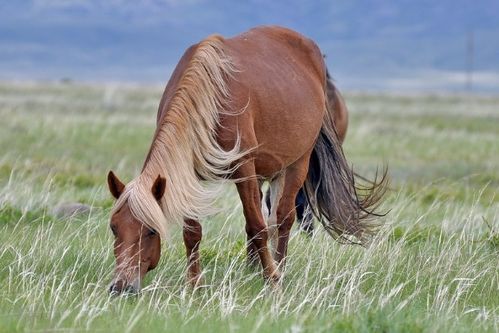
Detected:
left=109, top=279, right=139, bottom=296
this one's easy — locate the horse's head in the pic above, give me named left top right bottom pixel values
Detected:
left=106, top=171, right=166, bottom=295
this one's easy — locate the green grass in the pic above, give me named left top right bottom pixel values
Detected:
left=0, top=82, right=498, bottom=332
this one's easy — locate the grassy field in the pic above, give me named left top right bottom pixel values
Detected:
left=0, top=82, right=498, bottom=332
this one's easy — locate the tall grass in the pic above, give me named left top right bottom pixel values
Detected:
left=0, top=82, right=497, bottom=332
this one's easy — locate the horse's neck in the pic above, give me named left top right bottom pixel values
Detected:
left=132, top=36, right=246, bottom=227
left=142, top=122, right=193, bottom=180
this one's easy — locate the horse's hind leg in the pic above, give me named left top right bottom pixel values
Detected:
left=183, top=219, right=203, bottom=287
left=235, top=163, right=280, bottom=283
left=296, top=189, right=314, bottom=236
left=267, top=174, right=286, bottom=259
left=275, top=154, right=311, bottom=267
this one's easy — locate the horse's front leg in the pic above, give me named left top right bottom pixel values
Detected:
left=247, top=180, right=267, bottom=267
left=275, top=153, right=311, bottom=268
left=235, top=165, right=280, bottom=284
left=183, top=218, right=203, bottom=287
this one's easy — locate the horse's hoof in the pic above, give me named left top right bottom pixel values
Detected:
left=264, top=269, right=282, bottom=286
left=186, top=274, right=204, bottom=289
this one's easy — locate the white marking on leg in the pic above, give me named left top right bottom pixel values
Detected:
left=260, top=180, right=269, bottom=222
left=267, top=174, right=285, bottom=259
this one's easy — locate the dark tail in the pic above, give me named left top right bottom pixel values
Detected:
left=303, top=73, right=388, bottom=245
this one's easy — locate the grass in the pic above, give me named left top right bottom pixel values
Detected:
left=0, top=82, right=498, bottom=332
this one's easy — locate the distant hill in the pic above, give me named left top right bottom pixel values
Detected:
left=1, top=0, right=498, bottom=92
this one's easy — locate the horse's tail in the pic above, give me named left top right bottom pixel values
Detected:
left=325, top=69, right=349, bottom=144
left=302, top=71, right=388, bottom=245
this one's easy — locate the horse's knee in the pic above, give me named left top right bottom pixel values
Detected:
left=183, top=219, right=202, bottom=250
left=246, top=222, right=268, bottom=241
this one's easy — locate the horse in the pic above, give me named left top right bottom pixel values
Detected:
left=264, top=70, right=349, bottom=236
left=106, top=26, right=387, bottom=294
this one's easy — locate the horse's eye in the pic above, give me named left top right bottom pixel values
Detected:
left=146, top=229, right=157, bottom=237
left=110, top=225, right=117, bottom=236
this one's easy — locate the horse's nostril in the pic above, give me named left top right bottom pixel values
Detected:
left=109, top=281, right=138, bottom=296
left=109, top=283, right=121, bottom=295
left=109, top=280, right=126, bottom=295
left=124, top=285, right=138, bottom=295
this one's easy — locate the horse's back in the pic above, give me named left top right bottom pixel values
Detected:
left=225, top=26, right=326, bottom=101
left=221, top=26, right=327, bottom=177
left=228, top=26, right=326, bottom=83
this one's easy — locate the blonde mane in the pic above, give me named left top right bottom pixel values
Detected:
left=111, top=35, right=246, bottom=237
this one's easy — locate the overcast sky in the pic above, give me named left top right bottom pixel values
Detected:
left=1, top=0, right=498, bottom=92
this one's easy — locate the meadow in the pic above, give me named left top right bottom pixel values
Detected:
left=0, top=82, right=497, bottom=332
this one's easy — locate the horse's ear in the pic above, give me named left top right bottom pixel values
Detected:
left=151, top=174, right=166, bottom=201
left=108, top=170, right=125, bottom=199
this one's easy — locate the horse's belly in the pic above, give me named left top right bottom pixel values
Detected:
left=219, top=81, right=324, bottom=178
left=251, top=100, right=324, bottom=177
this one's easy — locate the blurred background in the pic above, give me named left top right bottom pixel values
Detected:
left=1, top=2, right=498, bottom=331
left=1, top=0, right=498, bottom=93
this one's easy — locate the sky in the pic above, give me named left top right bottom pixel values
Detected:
left=1, top=0, right=498, bottom=92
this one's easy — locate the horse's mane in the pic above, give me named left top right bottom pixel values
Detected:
left=111, top=35, right=245, bottom=237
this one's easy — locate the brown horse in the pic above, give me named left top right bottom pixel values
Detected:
left=107, top=26, right=386, bottom=294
